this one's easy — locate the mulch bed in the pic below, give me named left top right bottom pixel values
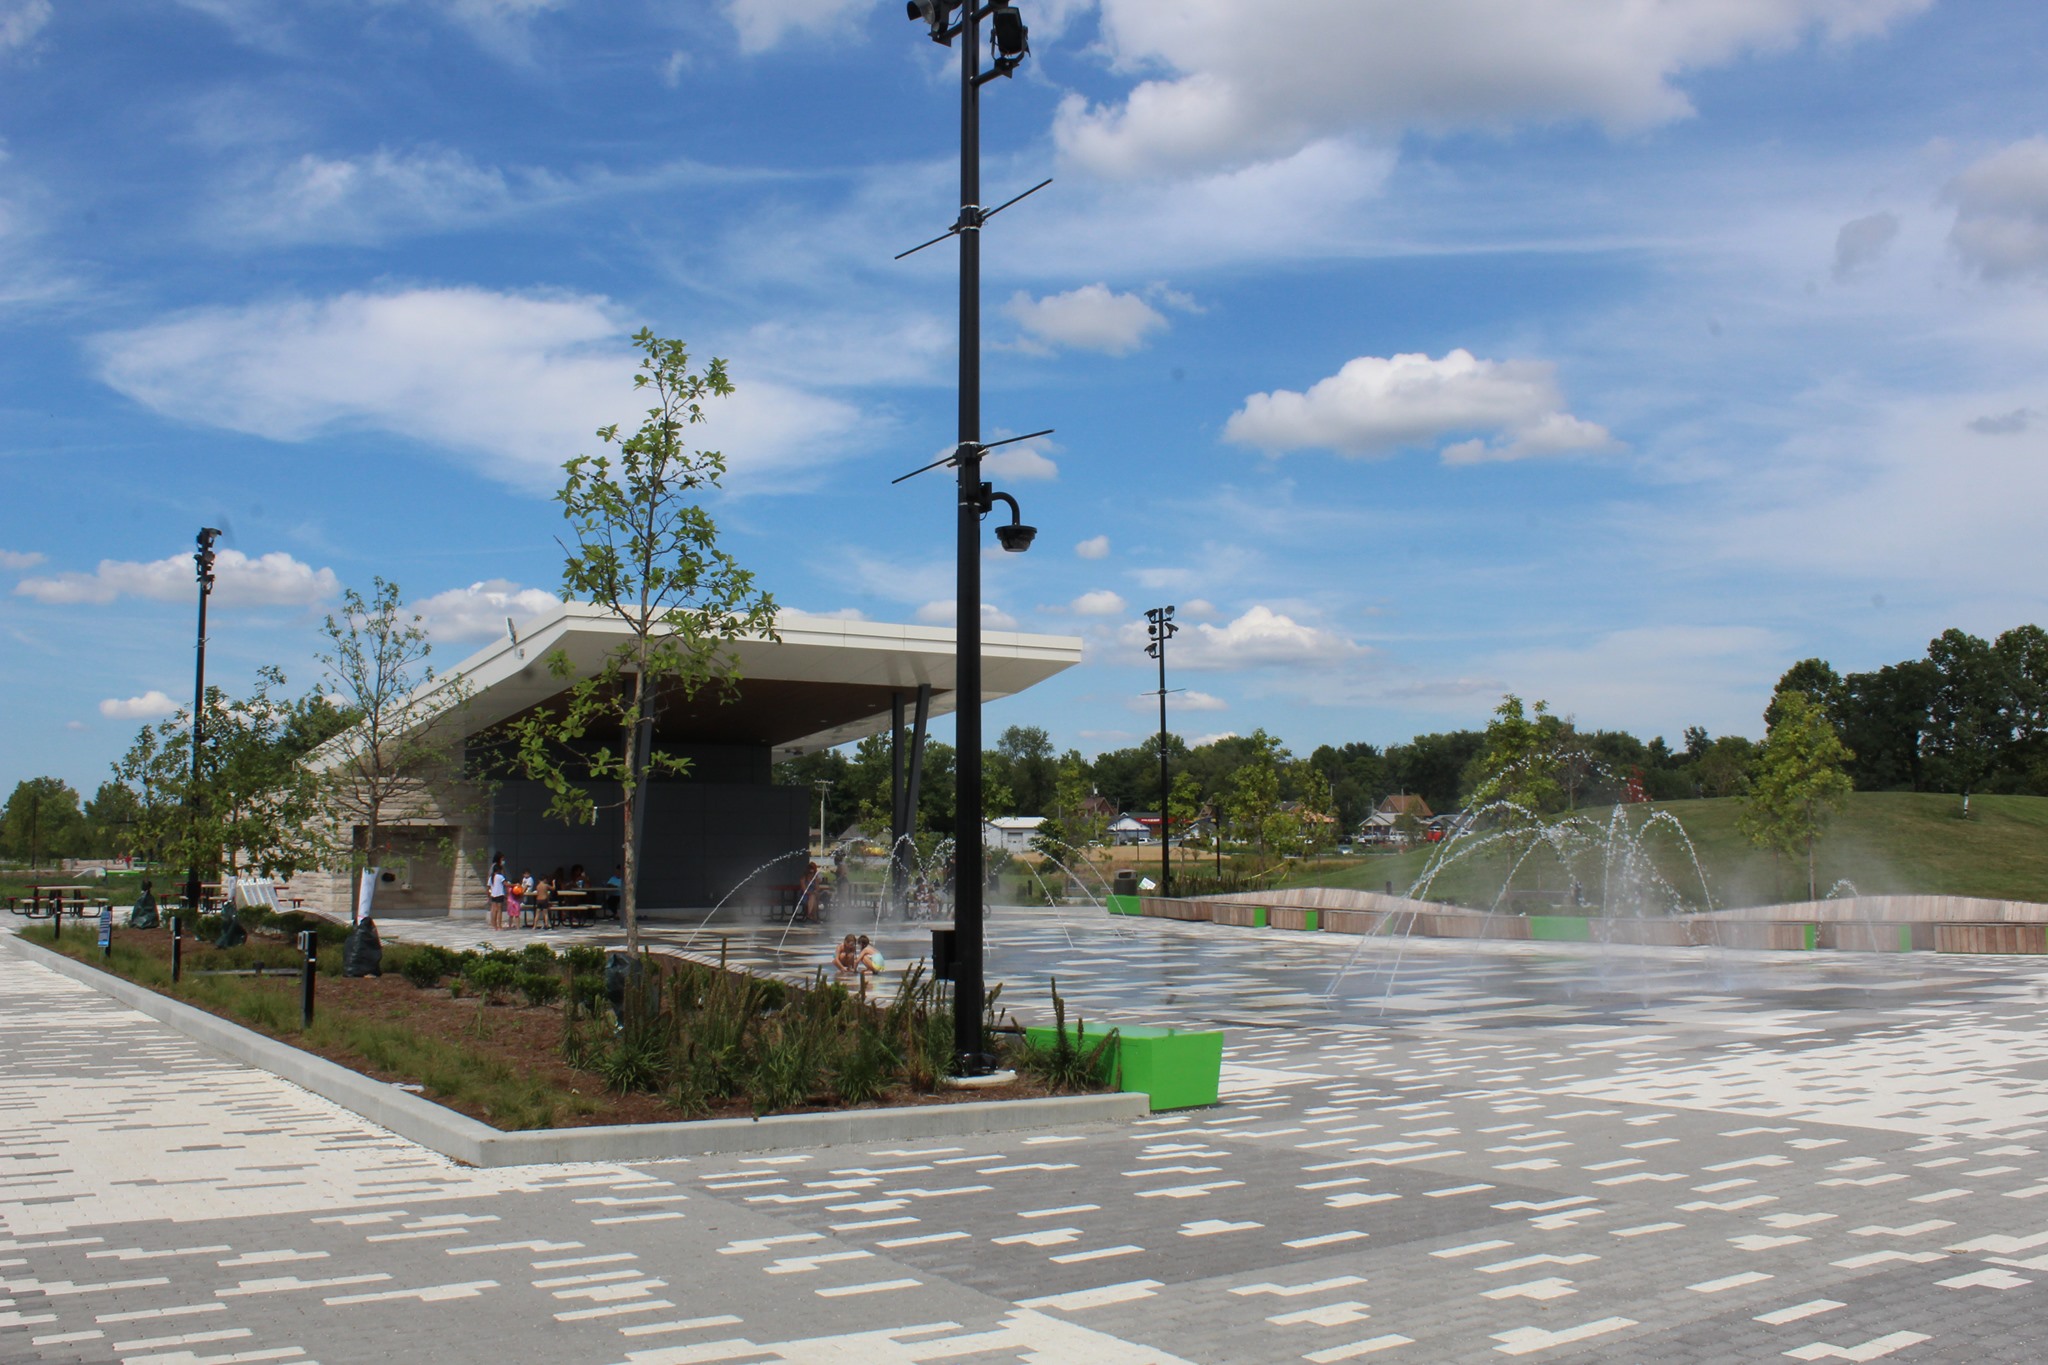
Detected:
left=34, top=926, right=1054, bottom=1130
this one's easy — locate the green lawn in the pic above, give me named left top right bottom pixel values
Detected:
left=1278, top=792, right=2048, bottom=911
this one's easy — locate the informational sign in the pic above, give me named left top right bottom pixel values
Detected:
left=97, top=904, right=112, bottom=948
left=355, top=866, right=379, bottom=924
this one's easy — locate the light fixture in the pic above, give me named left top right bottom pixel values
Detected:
left=990, top=3, right=1028, bottom=58
left=906, top=0, right=958, bottom=43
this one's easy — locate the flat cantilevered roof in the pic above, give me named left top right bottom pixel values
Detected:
left=440, top=603, right=1082, bottom=759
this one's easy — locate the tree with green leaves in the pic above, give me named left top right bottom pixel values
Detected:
left=1466, top=694, right=1563, bottom=819
left=112, top=668, right=338, bottom=884
left=2, top=777, right=85, bottom=868
left=1167, top=771, right=1204, bottom=845
left=83, top=781, right=143, bottom=859
left=311, top=578, right=472, bottom=920
left=1739, top=691, right=1854, bottom=901
left=504, top=330, right=778, bottom=954
left=1924, top=628, right=2007, bottom=817
left=1035, top=755, right=1107, bottom=859
left=1226, top=729, right=1285, bottom=861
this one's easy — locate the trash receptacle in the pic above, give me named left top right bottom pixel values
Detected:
left=1112, top=869, right=1138, bottom=897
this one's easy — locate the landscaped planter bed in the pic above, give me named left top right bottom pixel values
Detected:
left=17, top=924, right=1099, bottom=1133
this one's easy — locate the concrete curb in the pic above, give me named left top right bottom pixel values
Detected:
left=2, top=930, right=1149, bottom=1167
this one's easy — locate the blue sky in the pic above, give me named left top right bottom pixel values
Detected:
left=4, top=0, right=2048, bottom=797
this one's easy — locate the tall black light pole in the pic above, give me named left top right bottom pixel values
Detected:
left=902, top=0, right=1036, bottom=1073
left=1145, top=606, right=1176, bottom=897
left=185, top=527, right=221, bottom=912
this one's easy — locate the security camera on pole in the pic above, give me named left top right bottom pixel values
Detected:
left=895, top=0, right=1043, bottom=1075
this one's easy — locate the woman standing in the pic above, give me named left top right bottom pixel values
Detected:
left=487, top=855, right=508, bottom=931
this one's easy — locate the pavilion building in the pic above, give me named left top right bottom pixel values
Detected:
left=298, top=604, right=1080, bottom=918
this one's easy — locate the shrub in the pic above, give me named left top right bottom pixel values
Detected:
left=563, top=944, right=606, bottom=975
left=568, top=972, right=608, bottom=1019
left=518, top=971, right=562, bottom=1009
left=595, top=1034, right=664, bottom=1095
left=399, top=952, right=446, bottom=990
left=1014, top=977, right=1117, bottom=1094
left=519, top=942, right=558, bottom=973
left=464, top=958, right=517, bottom=1004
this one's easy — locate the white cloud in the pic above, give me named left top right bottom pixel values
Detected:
left=0, top=548, right=45, bottom=570
left=1190, top=730, right=1238, bottom=747
left=785, top=606, right=867, bottom=621
left=1489, top=625, right=1783, bottom=740
left=984, top=444, right=1059, bottom=482
left=1004, top=284, right=1168, bottom=355
left=1180, top=598, right=1216, bottom=620
left=725, top=0, right=869, bottom=52
left=15, top=548, right=338, bottom=607
left=0, top=0, right=50, bottom=56
left=1122, top=604, right=1364, bottom=670
left=91, top=287, right=863, bottom=492
left=98, top=690, right=180, bottom=721
left=411, top=579, right=561, bottom=643
left=1225, top=349, right=1617, bottom=463
left=915, top=600, right=1019, bottom=630
left=1075, top=535, right=1110, bottom=560
left=1060, top=0, right=1927, bottom=179
left=1070, top=590, right=1127, bottom=616
left=1948, top=136, right=2048, bottom=280
left=1832, top=210, right=1899, bottom=281
left=1180, top=690, right=1228, bottom=712
left=216, top=146, right=521, bottom=245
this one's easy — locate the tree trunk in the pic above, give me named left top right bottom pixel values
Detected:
left=1806, top=835, right=1817, bottom=903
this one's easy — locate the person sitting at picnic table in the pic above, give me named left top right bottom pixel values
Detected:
left=833, top=934, right=861, bottom=975
left=129, top=879, right=160, bottom=929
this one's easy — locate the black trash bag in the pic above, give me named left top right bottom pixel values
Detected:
left=343, top=917, right=383, bottom=978
left=603, top=952, right=645, bottom=1019
left=214, top=909, right=246, bottom=949
left=128, top=890, right=159, bottom=930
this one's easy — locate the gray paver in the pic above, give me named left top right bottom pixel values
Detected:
left=10, top=909, right=2048, bottom=1362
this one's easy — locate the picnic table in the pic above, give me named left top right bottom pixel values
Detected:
left=5, top=885, right=111, bottom=918
left=550, top=889, right=605, bottom=927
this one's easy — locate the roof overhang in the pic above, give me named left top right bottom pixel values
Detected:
left=430, top=603, right=1082, bottom=760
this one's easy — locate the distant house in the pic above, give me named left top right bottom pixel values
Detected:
left=1357, top=794, right=1435, bottom=846
left=1107, top=814, right=1151, bottom=845
left=1078, top=793, right=1117, bottom=822
left=982, top=815, right=1047, bottom=854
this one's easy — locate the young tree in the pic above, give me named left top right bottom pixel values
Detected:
left=1466, top=694, right=1563, bottom=820
left=312, top=578, right=472, bottom=920
left=1167, top=771, right=1205, bottom=845
left=112, top=669, right=335, bottom=885
left=1035, top=755, right=1107, bottom=860
left=1227, top=730, right=1285, bottom=861
left=1739, top=692, right=1854, bottom=901
left=505, top=331, right=778, bottom=954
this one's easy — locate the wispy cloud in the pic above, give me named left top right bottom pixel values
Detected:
left=16, top=548, right=337, bottom=607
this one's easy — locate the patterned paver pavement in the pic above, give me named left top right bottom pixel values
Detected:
left=8, top=907, right=2048, bottom=1363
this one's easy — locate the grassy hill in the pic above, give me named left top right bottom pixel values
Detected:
left=1277, top=792, right=2048, bottom=911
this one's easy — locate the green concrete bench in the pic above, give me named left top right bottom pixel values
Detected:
left=1023, top=1022, right=1224, bottom=1111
